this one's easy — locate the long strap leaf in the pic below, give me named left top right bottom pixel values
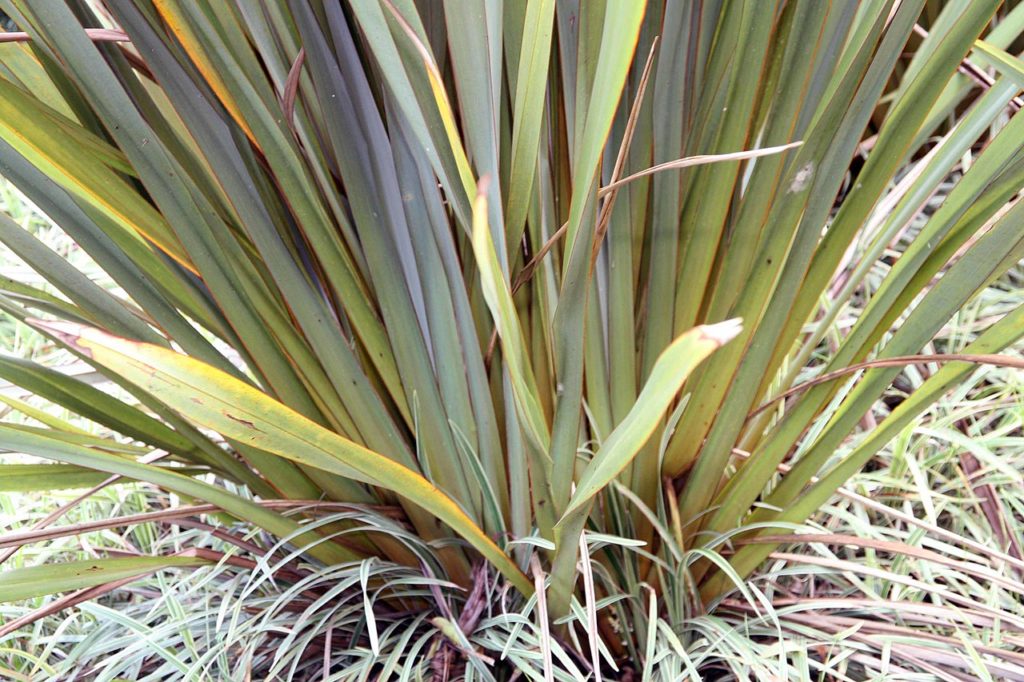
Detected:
left=0, top=556, right=210, bottom=602
left=36, top=321, right=533, bottom=595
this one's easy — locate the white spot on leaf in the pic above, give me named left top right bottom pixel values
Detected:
left=789, top=162, right=814, bottom=193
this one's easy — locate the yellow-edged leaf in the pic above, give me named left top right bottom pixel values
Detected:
left=381, top=0, right=476, bottom=204
left=36, top=321, right=533, bottom=596
left=470, top=183, right=551, bottom=455
left=152, top=0, right=256, bottom=143
left=0, top=78, right=194, bottom=273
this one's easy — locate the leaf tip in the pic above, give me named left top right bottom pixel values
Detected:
left=702, top=318, right=743, bottom=346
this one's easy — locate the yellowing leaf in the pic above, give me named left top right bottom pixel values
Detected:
left=0, top=78, right=194, bottom=274
left=471, top=184, right=550, bottom=454
left=153, top=0, right=256, bottom=144
left=36, top=321, right=533, bottom=596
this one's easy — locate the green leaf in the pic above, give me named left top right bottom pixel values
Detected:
left=548, top=0, right=647, bottom=510
left=0, top=556, right=209, bottom=602
left=0, top=463, right=111, bottom=492
left=972, top=39, right=1024, bottom=86
left=0, top=461, right=211, bottom=492
left=0, top=354, right=195, bottom=456
left=547, top=319, right=740, bottom=609
left=0, top=392, right=92, bottom=435
left=504, top=0, right=556, bottom=247
left=562, top=319, right=742, bottom=520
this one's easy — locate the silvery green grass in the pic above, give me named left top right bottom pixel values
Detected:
left=0, top=0, right=1024, bottom=679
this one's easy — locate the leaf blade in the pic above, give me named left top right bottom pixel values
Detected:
left=0, top=556, right=209, bottom=602
left=41, top=322, right=533, bottom=596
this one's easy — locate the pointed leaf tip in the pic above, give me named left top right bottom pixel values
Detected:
left=702, top=318, right=743, bottom=346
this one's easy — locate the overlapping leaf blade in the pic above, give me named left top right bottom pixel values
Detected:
left=0, top=0, right=1021, bottom=629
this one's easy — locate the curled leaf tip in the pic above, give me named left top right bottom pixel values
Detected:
left=702, top=318, right=743, bottom=346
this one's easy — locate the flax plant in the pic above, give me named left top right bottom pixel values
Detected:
left=1, top=0, right=1024, bottom=670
